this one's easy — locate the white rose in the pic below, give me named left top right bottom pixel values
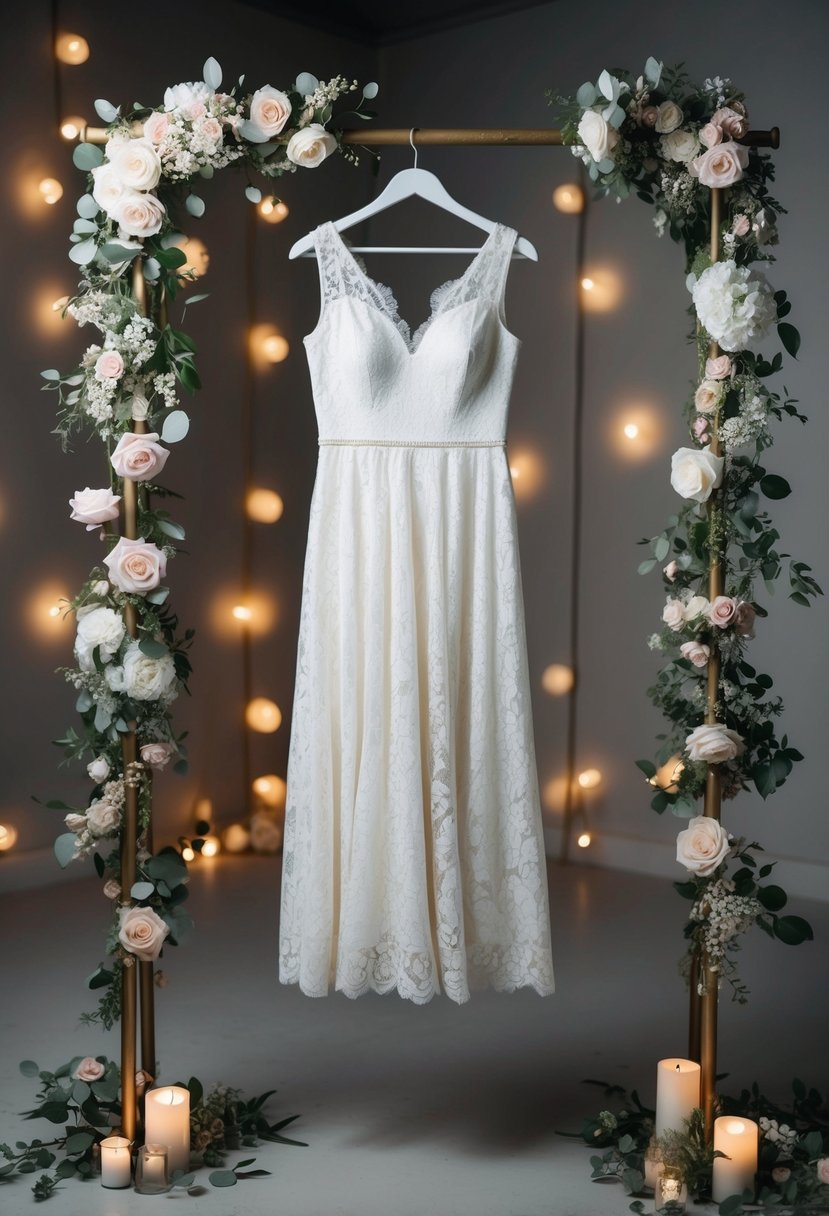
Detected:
left=87, top=755, right=111, bottom=783
left=683, top=595, right=710, bottom=623
left=86, top=801, right=121, bottom=837
left=111, top=190, right=166, bottom=239
left=676, top=816, right=730, bottom=876
left=660, top=129, right=699, bottom=163
left=655, top=100, right=683, bottom=133
left=73, top=1056, right=106, bottom=1083
left=140, top=742, right=175, bottom=770
left=74, top=605, right=126, bottom=671
left=694, top=380, right=723, bottom=415
left=118, top=905, right=170, bottom=962
left=249, top=85, right=292, bottom=137
left=286, top=123, right=337, bottom=168
left=103, top=536, right=167, bottom=594
left=122, top=640, right=177, bottom=702
left=91, top=163, right=127, bottom=214
left=576, top=110, right=619, bottom=164
left=164, top=80, right=213, bottom=113
left=107, top=138, right=161, bottom=191
left=65, top=812, right=87, bottom=833
left=685, top=723, right=745, bottom=764
left=662, top=599, right=686, bottom=632
left=69, top=487, right=121, bottom=531
left=670, top=446, right=724, bottom=503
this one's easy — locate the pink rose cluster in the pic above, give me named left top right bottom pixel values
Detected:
left=690, top=103, right=750, bottom=188
left=690, top=355, right=733, bottom=445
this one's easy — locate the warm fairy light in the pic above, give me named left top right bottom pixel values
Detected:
left=553, top=184, right=585, bottom=214
left=0, top=823, right=19, bottom=852
left=222, top=823, right=250, bottom=853
left=577, top=831, right=592, bottom=849
left=38, top=178, right=64, bottom=206
left=200, top=834, right=221, bottom=858
left=611, top=404, right=662, bottom=461
left=181, top=844, right=195, bottom=862
left=180, top=236, right=209, bottom=278
left=29, top=583, right=71, bottom=640
left=508, top=448, right=545, bottom=501
left=250, top=323, right=290, bottom=367
left=650, top=754, right=684, bottom=793
left=246, top=488, right=284, bottom=524
left=55, top=33, right=90, bottom=64
left=580, top=266, right=623, bottom=312
left=541, top=664, right=574, bottom=696
left=60, top=115, right=86, bottom=140
left=48, top=604, right=61, bottom=618
left=246, top=697, right=282, bottom=733
left=577, top=768, right=603, bottom=790
left=623, top=422, right=640, bottom=440
left=262, top=334, right=290, bottom=363
left=232, top=604, right=253, bottom=622
left=258, top=198, right=289, bottom=223
left=252, top=774, right=287, bottom=809
left=211, top=589, right=277, bottom=638
left=580, top=276, right=594, bottom=291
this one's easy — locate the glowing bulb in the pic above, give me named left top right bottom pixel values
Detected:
left=201, top=834, right=221, bottom=858
left=623, top=422, right=640, bottom=440
left=580, top=276, right=595, bottom=291
left=262, top=334, right=289, bottom=363
left=0, top=823, right=19, bottom=851
left=246, top=697, right=282, bottom=733
left=48, top=604, right=62, bottom=619
left=60, top=115, right=86, bottom=140
left=38, top=178, right=64, bottom=206
left=55, top=33, right=90, bottom=64
left=577, top=768, right=602, bottom=790
left=222, top=823, right=250, bottom=853
left=541, top=664, right=574, bottom=696
left=181, top=844, right=195, bottom=862
left=252, top=774, right=287, bottom=809
left=232, top=604, right=253, bottom=622
left=246, top=488, right=284, bottom=524
left=258, top=198, right=289, bottom=224
left=552, top=184, right=585, bottom=214
left=508, top=449, right=545, bottom=501
left=180, top=236, right=209, bottom=278
left=577, top=831, right=592, bottom=849
left=580, top=267, right=623, bottom=312
left=250, top=324, right=289, bottom=366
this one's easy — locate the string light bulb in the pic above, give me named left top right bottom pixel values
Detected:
left=623, top=422, right=640, bottom=440
left=577, top=768, right=603, bottom=791
left=577, top=831, right=592, bottom=849
left=246, top=488, right=284, bottom=523
left=0, top=823, right=19, bottom=852
left=246, top=697, right=282, bottom=733
left=231, top=604, right=253, bottom=622
left=180, top=838, right=195, bottom=862
left=250, top=323, right=289, bottom=367
left=580, top=276, right=595, bottom=291
left=60, top=116, right=86, bottom=140
left=222, top=823, right=250, bottom=853
left=38, top=178, right=64, bottom=206
left=262, top=334, right=289, bottom=363
left=201, top=834, right=221, bottom=858
left=541, top=664, right=575, bottom=696
left=55, top=33, right=90, bottom=64
left=258, top=198, right=289, bottom=224
left=252, top=774, right=287, bottom=808
left=552, top=184, right=585, bottom=214
left=579, top=267, right=623, bottom=312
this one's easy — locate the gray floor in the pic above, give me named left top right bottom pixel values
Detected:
left=1, top=856, right=826, bottom=1215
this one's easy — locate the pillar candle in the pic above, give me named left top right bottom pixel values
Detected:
left=100, top=1136, right=132, bottom=1188
left=655, top=1059, right=701, bottom=1137
left=712, top=1117, right=758, bottom=1203
left=144, top=1086, right=190, bottom=1175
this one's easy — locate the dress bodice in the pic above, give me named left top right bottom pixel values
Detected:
left=304, top=221, right=521, bottom=445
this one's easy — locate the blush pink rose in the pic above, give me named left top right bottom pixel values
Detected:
left=118, top=905, right=169, bottom=962
left=662, top=598, right=686, bottom=632
left=732, top=214, right=750, bottom=237
left=103, top=878, right=121, bottom=900
left=641, top=106, right=658, bottom=127
left=104, top=536, right=167, bottom=594
left=689, top=140, right=749, bottom=188
left=95, top=350, right=125, bottom=380
left=680, top=640, right=711, bottom=668
left=694, top=380, right=722, bottom=414
left=197, top=116, right=222, bottom=143
left=705, top=354, right=732, bottom=380
left=188, top=101, right=207, bottom=120
left=712, top=105, right=749, bottom=139
left=143, top=111, right=171, bottom=143
left=664, top=560, right=679, bottom=582
left=735, top=601, right=756, bottom=636
left=700, top=122, right=722, bottom=148
left=110, top=432, right=169, bottom=482
left=708, top=595, right=739, bottom=628
left=140, top=741, right=175, bottom=770
left=816, top=1159, right=829, bottom=1186
left=69, top=487, right=122, bottom=531
left=249, top=85, right=292, bottom=136
left=693, top=417, right=710, bottom=441
left=73, top=1056, right=106, bottom=1083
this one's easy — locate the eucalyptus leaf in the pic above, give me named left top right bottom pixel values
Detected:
left=69, top=238, right=98, bottom=266
left=54, top=833, right=79, bottom=869
left=158, top=518, right=186, bottom=541
left=644, top=56, right=662, bottom=87
left=65, top=1130, right=94, bottom=1154
left=238, top=120, right=268, bottom=143
left=185, top=194, right=206, bottom=217
left=161, top=410, right=190, bottom=443
left=146, top=587, right=170, bottom=605
left=75, top=689, right=94, bottom=713
left=41, top=369, right=61, bottom=380
left=71, top=1080, right=90, bottom=1105
left=139, top=638, right=169, bottom=659
left=72, top=142, right=104, bottom=171
left=144, top=257, right=161, bottom=281
left=576, top=82, right=597, bottom=108
left=77, top=193, right=99, bottom=219
left=203, top=57, right=222, bottom=90
left=245, top=185, right=262, bottom=204
left=131, top=881, right=156, bottom=901
left=209, top=1170, right=238, bottom=1188
left=362, top=81, right=379, bottom=99
left=94, top=99, right=119, bottom=123
left=295, top=72, right=319, bottom=96
left=20, top=1060, right=40, bottom=1077
left=94, top=703, right=112, bottom=732
left=73, top=218, right=98, bottom=235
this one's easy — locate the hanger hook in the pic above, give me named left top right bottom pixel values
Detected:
left=409, top=127, right=418, bottom=169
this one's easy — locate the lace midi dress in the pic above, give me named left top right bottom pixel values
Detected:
left=278, top=221, right=555, bottom=1004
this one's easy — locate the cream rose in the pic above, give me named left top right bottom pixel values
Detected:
left=699, top=122, right=722, bottom=149
left=816, top=1159, right=829, bottom=1186
left=711, top=105, right=749, bottom=139
left=735, top=602, right=756, bottom=636
left=662, top=598, right=686, bottom=632
left=110, top=431, right=169, bottom=482
left=664, top=560, right=679, bottom=582
left=69, top=487, right=121, bottom=531
left=685, top=723, right=745, bottom=764
left=118, top=905, right=170, bottom=962
left=670, top=446, right=724, bottom=503
left=87, top=755, right=111, bottom=783
left=91, top=163, right=126, bottom=213
left=197, top=116, right=222, bottom=144
left=655, top=100, right=683, bottom=133
left=694, top=380, right=723, bottom=415
left=65, top=812, right=87, bottom=833
left=680, top=640, right=711, bottom=668
left=683, top=595, right=710, bottom=622
left=708, top=595, right=739, bottom=628
left=689, top=141, right=749, bottom=188
left=249, top=85, right=292, bottom=137
left=122, top=641, right=177, bottom=702
left=576, top=110, right=619, bottom=163
left=286, top=123, right=337, bottom=168
left=705, top=354, right=732, bottom=380
left=660, top=130, right=699, bottom=163
left=73, top=1056, right=106, bottom=1083
left=103, top=878, right=121, bottom=900
left=107, top=138, right=161, bottom=191
left=74, top=605, right=126, bottom=670
left=86, top=801, right=120, bottom=837
left=676, top=816, right=730, bottom=876
left=140, top=741, right=175, bottom=770
left=103, top=536, right=167, bottom=595
left=143, top=111, right=171, bottom=144
left=111, top=190, right=166, bottom=239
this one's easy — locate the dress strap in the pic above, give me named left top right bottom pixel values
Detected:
left=312, top=222, right=344, bottom=302
left=483, top=225, right=518, bottom=321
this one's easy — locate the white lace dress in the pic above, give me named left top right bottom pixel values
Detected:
left=278, top=221, right=555, bottom=1004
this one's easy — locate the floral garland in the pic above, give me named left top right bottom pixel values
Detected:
left=552, top=59, right=819, bottom=998
left=40, top=58, right=376, bottom=1026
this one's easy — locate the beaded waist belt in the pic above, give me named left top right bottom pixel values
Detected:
left=318, top=439, right=505, bottom=448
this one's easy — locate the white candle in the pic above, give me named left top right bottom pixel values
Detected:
left=712, top=1116, right=758, bottom=1203
left=655, top=1058, right=701, bottom=1137
left=140, top=1144, right=168, bottom=1188
left=144, top=1086, right=190, bottom=1175
left=100, top=1136, right=132, bottom=1188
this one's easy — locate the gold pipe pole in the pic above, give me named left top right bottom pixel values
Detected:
left=698, top=186, right=724, bottom=1140
left=688, top=951, right=701, bottom=1062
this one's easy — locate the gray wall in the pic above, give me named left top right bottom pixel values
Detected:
left=2, top=0, right=828, bottom=896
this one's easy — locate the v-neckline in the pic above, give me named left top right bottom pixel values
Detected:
left=325, top=221, right=501, bottom=355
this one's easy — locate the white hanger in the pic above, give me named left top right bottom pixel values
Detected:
left=289, top=129, right=538, bottom=261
